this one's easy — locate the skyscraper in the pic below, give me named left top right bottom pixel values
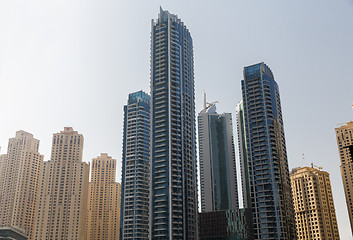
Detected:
left=32, top=127, right=89, bottom=240
left=290, top=166, right=340, bottom=240
left=120, top=91, right=150, bottom=239
left=198, top=93, right=238, bottom=212
left=149, top=8, right=198, bottom=239
left=335, top=121, right=353, bottom=234
left=87, top=153, right=121, bottom=240
left=0, top=131, right=43, bottom=238
left=237, top=62, right=296, bottom=239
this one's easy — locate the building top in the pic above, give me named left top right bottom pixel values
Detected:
left=243, top=62, right=275, bottom=81
left=199, top=91, right=217, bottom=114
left=128, top=91, right=149, bottom=105
left=93, top=153, right=115, bottom=161
left=15, top=130, right=34, bottom=138
left=153, top=7, right=190, bottom=34
left=290, top=166, right=329, bottom=176
left=59, top=127, right=78, bottom=135
left=156, top=7, right=181, bottom=25
left=335, top=121, right=353, bottom=130
left=98, top=153, right=109, bottom=158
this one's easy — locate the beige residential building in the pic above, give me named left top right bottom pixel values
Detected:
left=335, top=121, right=353, bottom=234
left=0, top=131, right=43, bottom=238
left=0, top=154, right=6, bottom=180
left=32, top=127, right=89, bottom=240
left=86, top=153, right=121, bottom=240
left=291, top=166, right=340, bottom=240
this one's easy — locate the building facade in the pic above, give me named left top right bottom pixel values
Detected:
left=199, top=209, right=249, bottom=240
left=335, top=121, right=353, bottom=234
left=120, top=91, right=150, bottom=239
left=32, top=127, right=89, bottom=240
left=87, top=153, right=121, bottom=240
left=0, top=226, right=28, bottom=240
left=198, top=94, right=238, bottom=212
left=238, top=62, right=296, bottom=239
left=0, top=154, right=6, bottom=187
left=290, top=167, right=340, bottom=240
left=0, top=131, right=43, bottom=238
left=149, top=8, right=198, bottom=239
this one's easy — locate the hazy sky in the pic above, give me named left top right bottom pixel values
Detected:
left=1, top=0, right=353, bottom=238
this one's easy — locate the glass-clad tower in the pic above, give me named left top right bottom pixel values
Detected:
left=121, top=91, right=150, bottom=239
left=238, top=62, right=295, bottom=239
left=149, top=8, right=198, bottom=240
left=198, top=94, right=238, bottom=212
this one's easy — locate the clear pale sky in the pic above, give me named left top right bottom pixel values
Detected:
left=1, top=0, right=353, bottom=238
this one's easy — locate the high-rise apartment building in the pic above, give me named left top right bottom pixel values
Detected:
left=198, top=94, right=238, bottom=212
left=0, top=131, right=43, bottom=238
left=290, top=167, right=340, bottom=240
left=0, top=154, right=6, bottom=181
left=149, top=8, right=198, bottom=239
left=237, top=62, right=296, bottom=239
left=335, top=121, right=353, bottom=234
left=87, top=153, right=121, bottom=240
left=32, top=127, right=89, bottom=240
left=120, top=91, right=150, bottom=240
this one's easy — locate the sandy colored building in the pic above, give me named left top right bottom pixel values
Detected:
left=32, top=127, right=89, bottom=240
left=335, top=121, right=353, bottom=234
left=291, top=166, right=340, bottom=240
left=86, top=153, right=121, bottom=240
left=0, top=131, right=43, bottom=238
left=0, top=154, right=6, bottom=183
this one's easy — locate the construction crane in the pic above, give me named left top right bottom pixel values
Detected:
left=311, top=163, right=323, bottom=170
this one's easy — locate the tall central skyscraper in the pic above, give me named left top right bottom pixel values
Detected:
left=237, top=62, right=295, bottom=239
left=149, top=8, right=198, bottom=239
left=198, top=94, right=238, bottom=212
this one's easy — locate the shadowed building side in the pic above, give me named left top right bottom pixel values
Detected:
left=335, top=121, right=353, bottom=235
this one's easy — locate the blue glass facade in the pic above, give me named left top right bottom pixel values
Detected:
left=149, top=8, right=198, bottom=240
left=240, top=63, right=295, bottom=239
left=120, top=91, right=150, bottom=239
